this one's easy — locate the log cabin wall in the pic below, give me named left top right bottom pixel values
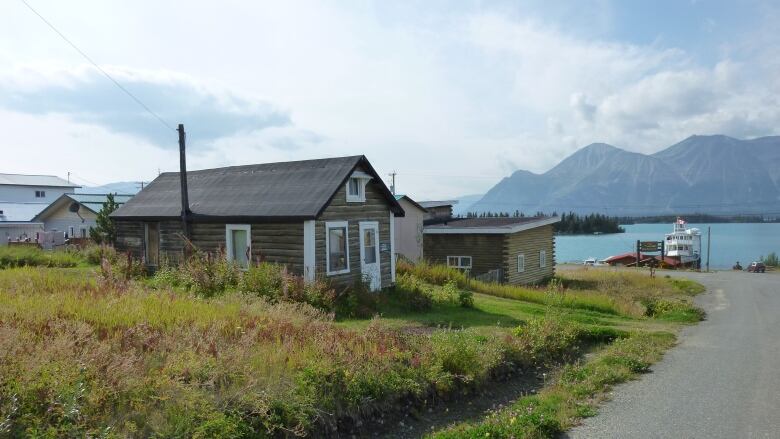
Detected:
left=115, top=220, right=304, bottom=274
left=423, top=233, right=505, bottom=277
left=315, top=172, right=393, bottom=290
left=502, top=224, right=556, bottom=285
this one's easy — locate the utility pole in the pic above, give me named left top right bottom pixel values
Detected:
left=706, top=226, right=711, bottom=272
left=67, top=171, right=70, bottom=184
left=388, top=171, right=397, bottom=195
left=178, top=124, right=191, bottom=240
left=136, top=181, right=145, bottom=191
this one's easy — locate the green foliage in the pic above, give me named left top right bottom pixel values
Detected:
left=643, top=298, right=705, bottom=322
left=512, top=316, right=583, bottom=364
left=669, top=278, right=706, bottom=295
left=88, top=193, right=120, bottom=244
left=429, top=332, right=676, bottom=439
left=0, top=246, right=81, bottom=269
left=555, top=212, right=625, bottom=235
left=152, top=252, right=375, bottom=318
left=394, top=273, right=434, bottom=312
left=761, top=251, right=779, bottom=267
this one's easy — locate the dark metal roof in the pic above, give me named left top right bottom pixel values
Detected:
left=112, top=155, right=403, bottom=220
left=423, top=216, right=560, bottom=234
left=419, top=200, right=457, bottom=209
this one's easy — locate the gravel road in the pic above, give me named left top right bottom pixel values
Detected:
left=565, top=270, right=780, bottom=439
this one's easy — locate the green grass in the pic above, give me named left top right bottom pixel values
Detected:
left=0, top=246, right=84, bottom=269
left=0, top=262, right=705, bottom=437
left=429, top=332, right=676, bottom=438
left=669, top=277, right=707, bottom=295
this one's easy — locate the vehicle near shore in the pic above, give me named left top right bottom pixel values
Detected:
left=748, top=261, right=766, bottom=273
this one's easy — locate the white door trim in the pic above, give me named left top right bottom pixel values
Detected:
left=303, top=220, right=316, bottom=282
left=359, top=221, right=381, bottom=291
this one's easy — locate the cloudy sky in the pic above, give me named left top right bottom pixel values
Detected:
left=1, top=0, right=778, bottom=199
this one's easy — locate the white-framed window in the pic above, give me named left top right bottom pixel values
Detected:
left=226, top=224, right=251, bottom=269
left=326, top=221, right=350, bottom=275
left=447, top=256, right=472, bottom=270
left=35, top=190, right=45, bottom=198
left=517, top=254, right=525, bottom=273
left=346, top=171, right=371, bottom=203
left=539, top=250, right=547, bottom=268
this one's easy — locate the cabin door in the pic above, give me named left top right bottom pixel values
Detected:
left=359, top=222, right=381, bottom=291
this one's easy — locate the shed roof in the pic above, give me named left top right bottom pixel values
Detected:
left=112, top=155, right=403, bottom=220
left=0, top=202, right=49, bottom=222
left=32, top=193, right=134, bottom=222
left=394, top=195, right=427, bottom=212
left=0, top=173, right=79, bottom=188
left=419, top=200, right=457, bottom=209
left=423, top=216, right=560, bottom=234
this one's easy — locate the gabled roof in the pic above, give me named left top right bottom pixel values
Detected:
left=0, top=202, right=49, bottom=222
left=423, top=216, right=560, bottom=234
left=32, top=193, right=134, bottom=222
left=112, top=155, right=404, bottom=220
left=0, top=173, right=79, bottom=188
left=394, top=194, right=427, bottom=212
left=419, top=200, right=457, bottom=209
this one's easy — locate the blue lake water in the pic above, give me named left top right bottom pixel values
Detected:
left=555, top=223, right=780, bottom=269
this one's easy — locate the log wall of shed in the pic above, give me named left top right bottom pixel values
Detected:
left=503, top=224, right=556, bottom=285
left=423, top=233, right=505, bottom=277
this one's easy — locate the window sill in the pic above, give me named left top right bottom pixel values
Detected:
left=346, top=197, right=365, bottom=203
left=326, top=268, right=351, bottom=276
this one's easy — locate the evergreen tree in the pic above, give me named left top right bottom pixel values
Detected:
left=90, top=193, right=120, bottom=244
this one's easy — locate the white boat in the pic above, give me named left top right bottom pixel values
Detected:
left=664, top=217, right=701, bottom=267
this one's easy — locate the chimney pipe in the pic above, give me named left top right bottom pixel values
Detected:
left=178, top=124, right=191, bottom=239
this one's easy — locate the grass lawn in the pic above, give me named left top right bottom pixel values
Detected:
left=0, top=258, right=705, bottom=438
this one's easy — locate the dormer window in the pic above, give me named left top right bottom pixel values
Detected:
left=346, top=171, right=371, bottom=203
left=35, top=190, right=45, bottom=198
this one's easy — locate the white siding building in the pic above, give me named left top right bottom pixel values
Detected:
left=0, top=173, right=79, bottom=245
left=393, top=195, right=427, bottom=262
left=32, top=193, right=134, bottom=238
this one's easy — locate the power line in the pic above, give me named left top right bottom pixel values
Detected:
left=19, top=0, right=176, bottom=132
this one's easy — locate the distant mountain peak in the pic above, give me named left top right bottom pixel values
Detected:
left=469, top=135, right=780, bottom=216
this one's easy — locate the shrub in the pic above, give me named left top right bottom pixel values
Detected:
left=394, top=273, right=433, bottom=312
left=761, top=252, right=779, bottom=267
left=642, top=298, right=705, bottom=322
left=512, top=316, right=583, bottom=364
left=396, top=259, right=469, bottom=288
left=0, top=246, right=81, bottom=269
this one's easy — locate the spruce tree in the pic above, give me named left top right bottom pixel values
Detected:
left=90, top=193, right=120, bottom=244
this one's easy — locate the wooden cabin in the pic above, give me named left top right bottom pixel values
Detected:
left=111, top=156, right=404, bottom=291
left=423, top=216, right=559, bottom=285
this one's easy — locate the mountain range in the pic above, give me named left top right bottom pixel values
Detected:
left=469, top=135, right=780, bottom=216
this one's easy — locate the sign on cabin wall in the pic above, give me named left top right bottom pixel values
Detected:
left=379, top=242, right=391, bottom=253
left=123, top=237, right=142, bottom=247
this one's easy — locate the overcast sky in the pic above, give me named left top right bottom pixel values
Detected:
left=1, top=0, right=778, bottom=199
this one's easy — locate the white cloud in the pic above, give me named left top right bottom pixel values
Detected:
left=0, top=1, right=777, bottom=198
